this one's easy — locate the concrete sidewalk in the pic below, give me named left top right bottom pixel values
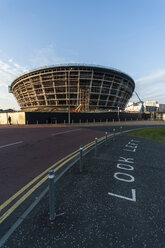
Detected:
left=2, top=132, right=165, bottom=248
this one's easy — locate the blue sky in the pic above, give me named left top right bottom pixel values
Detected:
left=0, top=0, right=165, bottom=109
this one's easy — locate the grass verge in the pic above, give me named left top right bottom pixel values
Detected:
left=126, top=127, right=165, bottom=143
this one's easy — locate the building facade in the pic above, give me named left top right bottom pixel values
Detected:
left=125, top=100, right=165, bottom=113
left=10, top=64, right=135, bottom=112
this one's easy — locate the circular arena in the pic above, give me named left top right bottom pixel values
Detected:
left=11, top=64, right=135, bottom=112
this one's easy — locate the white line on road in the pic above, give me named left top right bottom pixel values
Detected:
left=108, top=189, right=136, bottom=202
left=0, top=141, right=23, bottom=149
left=51, top=128, right=82, bottom=136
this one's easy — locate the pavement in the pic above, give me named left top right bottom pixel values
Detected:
left=1, top=126, right=165, bottom=248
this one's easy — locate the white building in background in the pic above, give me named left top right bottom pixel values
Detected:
left=158, top=104, right=165, bottom=112
left=125, top=101, right=165, bottom=113
left=143, top=101, right=158, bottom=112
left=125, top=102, right=143, bottom=112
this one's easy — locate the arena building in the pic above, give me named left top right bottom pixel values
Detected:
left=10, top=64, right=135, bottom=112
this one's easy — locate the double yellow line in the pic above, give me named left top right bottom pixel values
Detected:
left=0, top=134, right=108, bottom=224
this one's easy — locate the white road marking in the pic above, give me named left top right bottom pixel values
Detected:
left=117, top=163, right=134, bottom=171
left=114, top=172, right=135, bottom=182
left=51, top=128, right=82, bottom=136
left=108, top=189, right=136, bottom=202
left=0, top=141, right=23, bottom=149
left=118, top=157, right=134, bottom=164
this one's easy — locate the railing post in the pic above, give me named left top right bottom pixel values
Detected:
left=105, top=132, right=108, bottom=145
left=80, top=145, right=83, bottom=172
left=49, top=169, right=56, bottom=221
left=113, top=128, right=116, bottom=141
left=95, top=137, right=98, bottom=156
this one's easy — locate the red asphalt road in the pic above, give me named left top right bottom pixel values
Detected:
left=0, top=126, right=105, bottom=205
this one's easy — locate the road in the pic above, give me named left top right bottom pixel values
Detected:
left=1, top=121, right=164, bottom=205
left=0, top=121, right=165, bottom=245
left=1, top=122, right=165, bottom=247
left=0, top=125, right=106, bottom=234
left=0, top=126, right=106, bottom=205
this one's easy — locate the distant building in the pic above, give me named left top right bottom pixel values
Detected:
left=144, top=101, right=158, bottom=112
left=0, top=109, right=15, bottom=113
left=158, top=104, right=165, bottom=112
left=125, top=102, right=142, bottom=112
left=125, top=100, right=165, bottom=113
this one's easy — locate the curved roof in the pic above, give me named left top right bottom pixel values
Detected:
left=11, top=63, right=135, bottom=88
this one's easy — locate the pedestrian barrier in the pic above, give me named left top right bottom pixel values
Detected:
left=48, top=129, right=123, bottom=222
left=113, top=128, right=116, bottom=140
left=79, top=145, right=83, bottom=173
left=95, top=137, right=98, bottom=156
left=49, top=170, right=56, bottom=221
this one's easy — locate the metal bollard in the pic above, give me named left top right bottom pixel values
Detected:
left=95, top=137, right=98, bottom=156
left=105, top=132, right=108, bottom=145
left=80, top=145, right=83, bottom=172
left=120, top=126, right=123, bottom=135
left=49, top=169, right=56, bottom=221
left=113, top=128, right=116, bottom=141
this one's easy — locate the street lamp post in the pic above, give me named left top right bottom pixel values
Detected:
left=68, top=105, right=70, bottom=124
left=68, top=69, right=72, bottom=124
left=118, top=107, right=120, bottom=122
